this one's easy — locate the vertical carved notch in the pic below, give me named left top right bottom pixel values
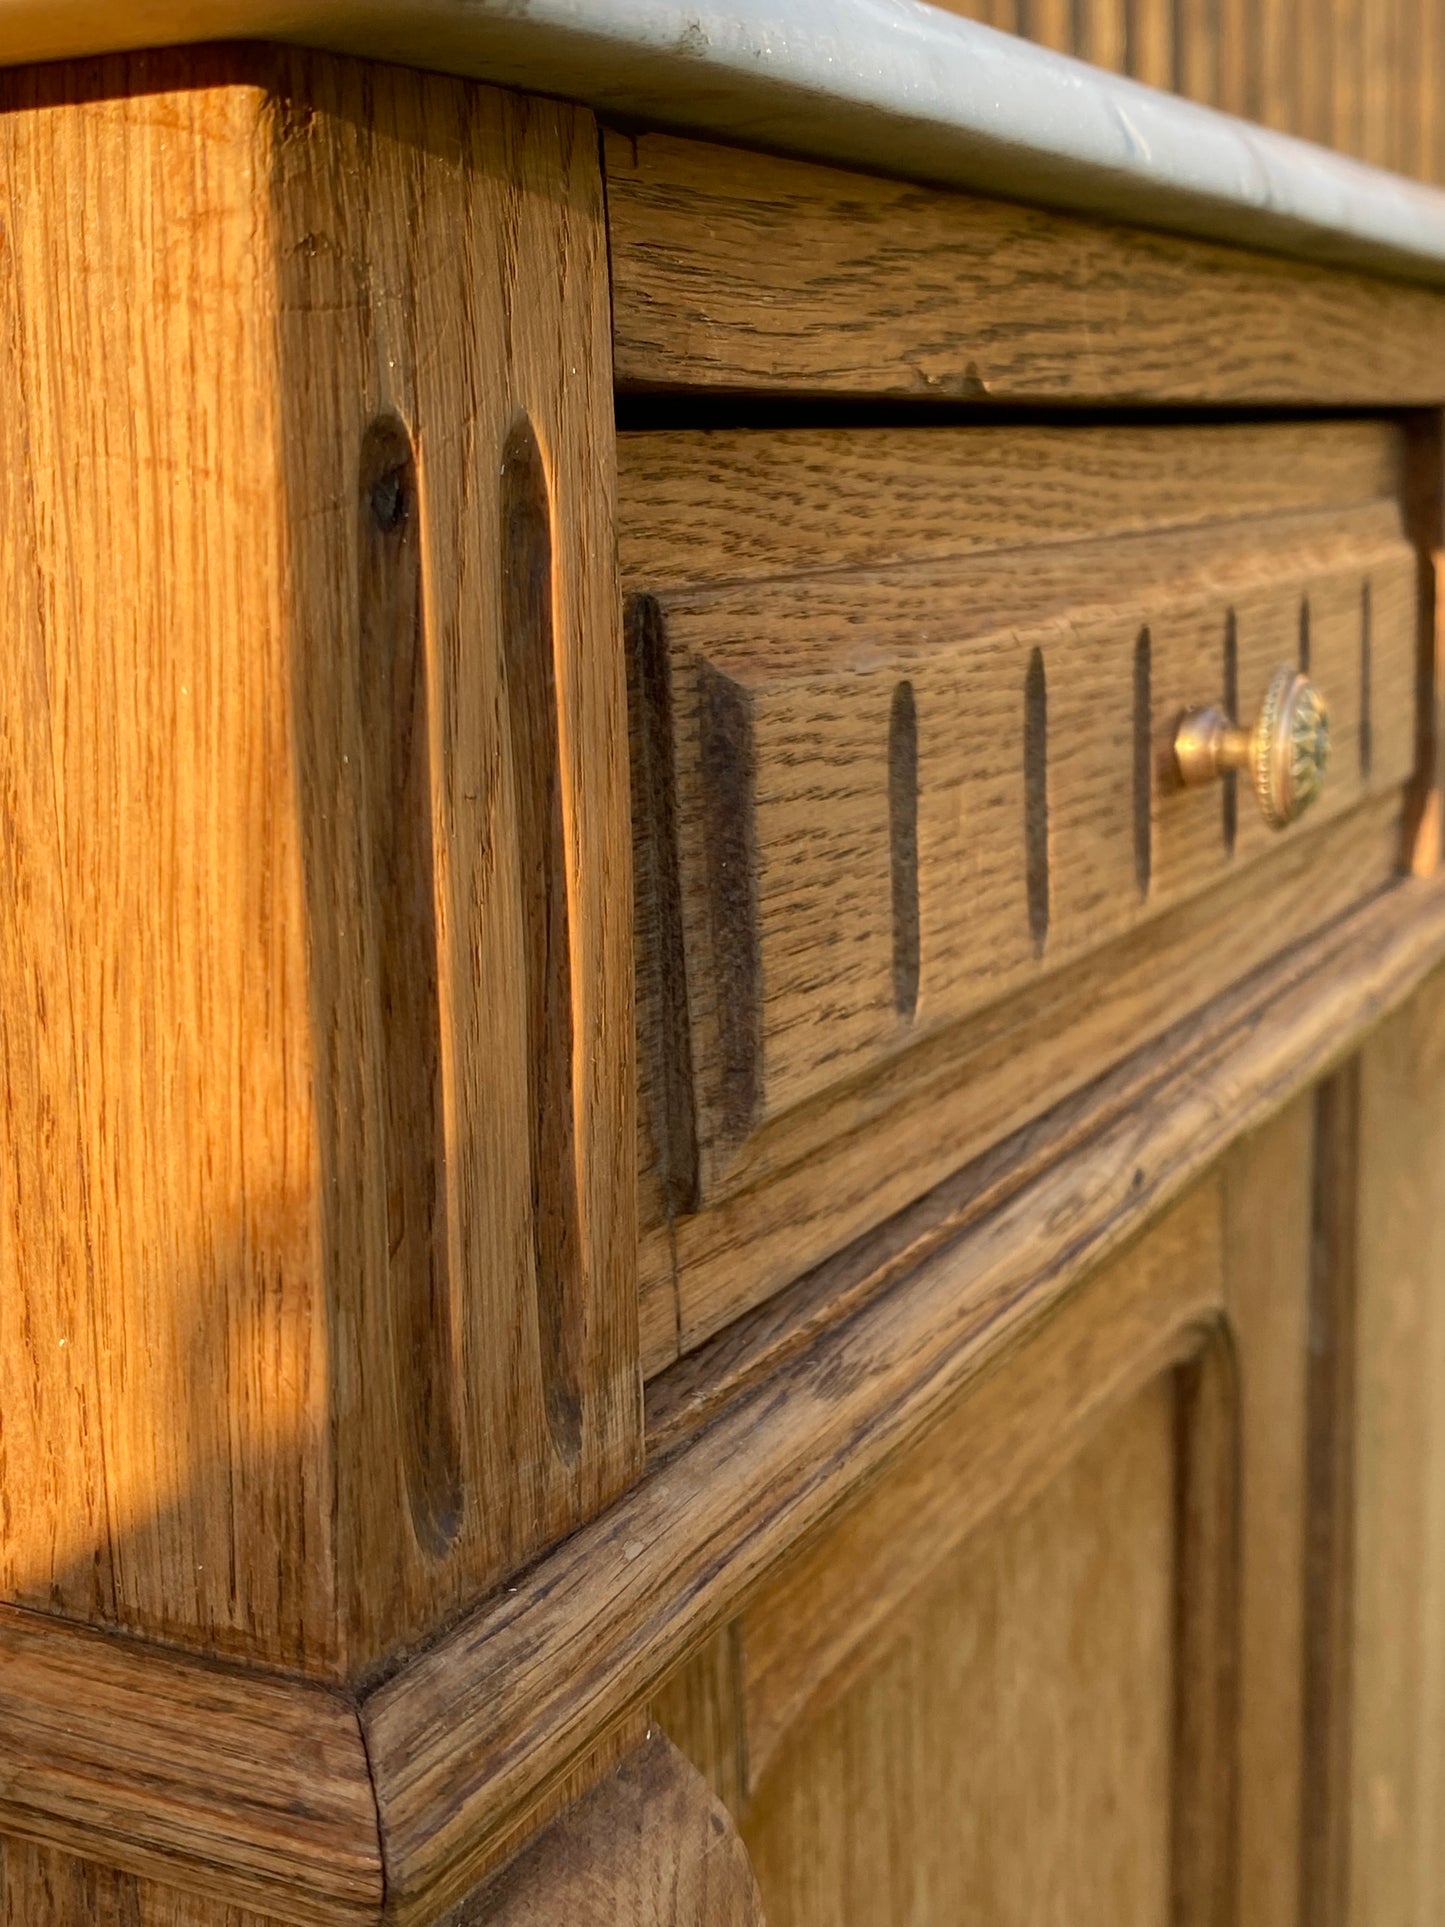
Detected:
left=698, top=662, right=762, bottom=1145
left=358, top=413, right=463, bottom=1557
left=1024, top=647, right=1049, bottom=956
left=1360, top=579, right=1373, bottom=780
left=1299, top=595, right=1313, bottom=674
left=889, top=680, right=920, bottom=1020
left=501, top=415, right=585, bottom=1467
left=626, top=594, right=700, bottom=1217
left=1133, top=629, right=1152, bottom=899
left=1223, top=611, right=1239, bottom=856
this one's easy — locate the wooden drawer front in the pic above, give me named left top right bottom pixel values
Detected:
left=626, top=424, right=1416, bottom=1218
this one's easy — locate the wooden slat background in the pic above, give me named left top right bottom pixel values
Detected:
left=926, top=0, right=1445, bottom=185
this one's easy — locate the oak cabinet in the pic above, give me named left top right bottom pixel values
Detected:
left=3, top=35, right=1445, bottom=1927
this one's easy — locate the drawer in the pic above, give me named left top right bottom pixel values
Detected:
left=623, top=420, right=1422, bottom=1367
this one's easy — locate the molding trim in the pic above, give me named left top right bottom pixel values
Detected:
left=0, top=1608, right=380, bottom=1924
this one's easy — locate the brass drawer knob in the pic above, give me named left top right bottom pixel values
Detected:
left=1173, top=664, right=1330, bottom=830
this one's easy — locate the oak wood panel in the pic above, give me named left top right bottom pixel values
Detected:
left=1301, top=1063, right=1361, bottom=1927
left=618, top=419, right=1403, bottom=595
left=0, top=48, right=326, bottom=1676
left=0, top=1835, right=281, bottom=1927
left=741, top=1382, right=1178, bottom=1927
left=605, top=130, right=1445, bottom=405
left=461, top=1734, right=764, bottom=1927
left=0, top=49, right=636, bottom=1682
left=359, top=868, right=1445, bottom=1921
left=1348, top=966, right=1445, bottom=1925
left=737, top=1183, right=1222, bottom=1787
left=651, top=1626, right=751, bottom=1822
left=0, top=1608, right=379, bottom=1926
left=1220, top=1097, right=1314, bottom=1927
left=1171, top=1322, right=1240, bottom=1927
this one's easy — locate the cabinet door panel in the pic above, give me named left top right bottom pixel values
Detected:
left=652, top=1095, right=1354, bottom=1927
left=741, top=1379, right=1177, bottom=1927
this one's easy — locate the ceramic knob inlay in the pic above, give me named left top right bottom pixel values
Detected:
left=1173, top=664, right=1330, bottom=830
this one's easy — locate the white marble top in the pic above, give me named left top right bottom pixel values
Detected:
left=10, top=0, right=1445, bottom=283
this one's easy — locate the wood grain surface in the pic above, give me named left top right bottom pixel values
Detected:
left=0, top=46, right=328, bottom=1678
left=1300, top=1063, right=1362, bottom=1927
left=461, top=1733, right=763, bottom=1927
left=1348, top=968, right=1445, bottom=1925
left=734, top=1184, right=1223, bottom=1787
left=618, top=420, right=1403, bottom=594
left=0, top=48, right=637, bottom=1683
left=0, top=1608, right=379, bottom=1925
left=657, top=1097, right=1330, bottom=1927
left=741, top=1382, right=1179, bottom=1927
left=0, top=1836, right=282, bottom=1927
left=1221, top=1097, right=1315, bottom=1927
left=606, top=130, right=1445, bottom=404
left=358, top=869, right=1445, bottom=1921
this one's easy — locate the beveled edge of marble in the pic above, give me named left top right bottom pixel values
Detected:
left=7, top=0, right=1445, bottom=286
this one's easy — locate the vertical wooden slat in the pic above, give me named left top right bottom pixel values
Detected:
left=1170, top=1330, right=1241, bottom=1927
left=1299, top=1064, right=1361, bottom=1927
left=1256, top=0, right=1299, bottom=131
left=1296, top=0, right=1334, bottom=145
left=1431, top=0, right=1445, bottom=182
left=1223, top=1099, right=1314, bottom=1927
left=1174, top=0, right=1222, bottom=105
left=1085, top=0, right=1132, bottom=72
left=1126, top=0, right=1176, bottom=87
left=1023, top=0, right=1076, bottom=51
left=1214, top=0, right=1255, bottom=119
left=1328, top=0, right=1366, bottom=162
left=1349, top=972, right=1445, bottom=1925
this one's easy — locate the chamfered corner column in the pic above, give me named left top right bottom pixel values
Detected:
left=0, top=39, right=641, bottom=1926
